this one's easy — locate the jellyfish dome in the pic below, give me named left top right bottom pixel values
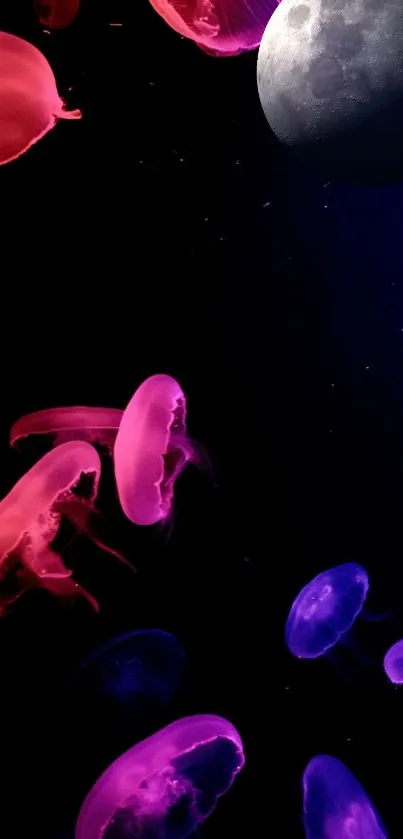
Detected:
left=114, top=374, right=203, bottom=527
left=34, top=0, right=80, bottom=29
left=10, top=405, right=123, bottom=452
left=75, top=714, right=245, bottom=839
left=148, top=0, right=279, bottom=57
left=286, top=563, right=369, bottom=659
left=0, top=31, right=81, bottom=167
left=383, top=639, right=403, bottom=685
left=303, top=755, right=388, bottom=839
left=76, top=629, right=185, bottom=714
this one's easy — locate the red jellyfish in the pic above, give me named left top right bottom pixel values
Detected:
left=34, top=0, right=80, bottom=29
left=0, top=441, right=108, bottom=614
left=10, top=406, right=123, bottom=453
left=148, top=0, right=279, bottom=57
left=0, top=31, right=81, bottom=167
left=114, top=374, right=205, bottom=527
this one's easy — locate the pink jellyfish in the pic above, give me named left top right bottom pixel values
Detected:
left=148, top=0, right=279, bottom=56
left=75, top=714, right=245, bottom=839
left=0, top=441, right=110, bottom=614
left=10, top=406, right=123, bottom=452
left=0, top=31, right=81, bottom=167
left=34, top=0, right=80, bottom=28
left=114, top=374, right=204, bottom=526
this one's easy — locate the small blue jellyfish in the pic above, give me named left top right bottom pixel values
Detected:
left=383, top=638, right=403, bottom=684
left=303, top=755, right=388, bottom=839
left=286, top=563, right=369, bottom=659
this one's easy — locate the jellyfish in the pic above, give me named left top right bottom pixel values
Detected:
left=303, top=755, right=388, bottom=839
left=75, top=714, right=245, bottom=839
left=148, top=0, right=279, bottom=56
left=34, top=0, right=80, bottom=28
left=383, top=638, right=403, bottom=684
left=286, top=563, right=369, bottom=659
left=0, top=31, right=80, bottom=167
left=114, top=374, right=205, bottom=527
left=10, top=406, right=123, bottom=452
left=0, top=441, right=126, bottom=613
left=74, top=629, right=185, bottom=724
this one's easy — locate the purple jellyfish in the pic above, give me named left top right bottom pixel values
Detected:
left=286, top=563, right=369, bottom=659
left=383, top=638, right=403, bottom=684
left=303, top=755, right=388, bottom=839
left=75, top=715, right=245, bottom=839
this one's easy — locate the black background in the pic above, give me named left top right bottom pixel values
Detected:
left=1, top=1, right=403, bottom=837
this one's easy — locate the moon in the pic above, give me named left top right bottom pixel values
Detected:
left=257, top=0, right=403, bottom=183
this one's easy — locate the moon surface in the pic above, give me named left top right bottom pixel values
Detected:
left=257, top=0, right=403, bottom=183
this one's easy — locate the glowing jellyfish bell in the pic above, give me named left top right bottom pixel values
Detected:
left=0, top=31, right=81, bottom=167
left=383, top=638, right=403, bottom=685
left=10, top=406, right=123, bottom=452
left=148, top=0, right=279, bottom=57
left=114, top=374, right=206, bottom=527
left=286, top=563, right=369, bottom=659
left=75, top=714, right=245, bottom=839
left=34, top=0, right=80, bottom=29
left=303, top=755, right=389, bottom=839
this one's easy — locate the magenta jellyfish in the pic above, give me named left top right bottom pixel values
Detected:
left=34, top=0, right=80, bottom=28
left=114, top=374, right=204, bottom=527
left=75, top=714, right=245, bottom=839
left=0, top=440, right=124, bottom=613
left=303, top=755, right=388, bottom=839
left=286, top=563, right=369, bottom=659
left=148, top=0, right=279, bottom=56
left=383, top=638, right=403, bottom=684
left=10, top=406, right=123, bottom=452
left=0, top=31, right=81, bottom=167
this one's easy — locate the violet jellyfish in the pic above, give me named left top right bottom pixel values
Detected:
left=286, top=563, right=369, bottom=659
left=75, top=714, right=245, bottom=839
left=114, top=374, right=204, bottom=527
left=0, top=31, right=81, bottom=167
left=383, top=639, right=403, bottom=684
left=303, top=755, right=388, bottom=839
left=10, top=406, right=123, bottom=452
left=148, top=0, right=279, bottom=56
left=34, top=0, right=80, bottom=28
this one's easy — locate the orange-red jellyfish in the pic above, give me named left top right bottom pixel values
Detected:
left=10, top=406, right=123, bottom=452
left=0, top=441, right=103, bottom=614
left=148, top=0, right=279, bottom=56
left=0, top=31, right=81, bottom=167
left=34, top=0, right=80, bottom=29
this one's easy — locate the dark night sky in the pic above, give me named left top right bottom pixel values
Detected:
left=1, top=1, right=403, bottom=837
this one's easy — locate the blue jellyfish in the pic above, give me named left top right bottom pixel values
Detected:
left=303, top=755, right=388, bottom=839
left=383, top=638, right=403, bottom=684
left=286, top=564, right=369, bottom=659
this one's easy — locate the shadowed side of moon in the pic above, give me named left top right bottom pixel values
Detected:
left=257, top=0, right=403, bottom=183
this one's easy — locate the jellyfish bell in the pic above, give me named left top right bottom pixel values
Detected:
left=75, top=715, right=245, bottom=839
left=0, top=30, right=81, bottom=167
left=148, top=0, right=279, bottom=57
left=114, top=374, right=207, bottom=527
left=34, top=0, right=80, bottom=29
left=286, top=563, right=369, bottom=659
left=10, top=406, right=123, bottom=453
left=383, top=639, right=403, bottom=685
left=303, top=755, right=388, bottom=839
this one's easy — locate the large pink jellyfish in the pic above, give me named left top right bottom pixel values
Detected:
left=75, top=714, right=245, bottom=839
left=0, top=441, right=107, bottom=613
left=34, top=0, right=80, bottom=28
left=148, top=0, right=279, bottom=56
left=114, top=374, right=203, bottom=526
left=10, top=406, right=123, bottom=452
left=0, top=31, right=81, bottom=167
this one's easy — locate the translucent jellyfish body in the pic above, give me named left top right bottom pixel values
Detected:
left=303, top=755, right=388, bottom=839
left=0, top=31, right=80, bottom=167
left=148, top=0, right=279, bottom=56
left=286, top=563, right=369, bottom=659
left=10, top=406, right=123, bottom=452
left=383, top=639, right=403, bottom=684
left=75, top=629, right=185, bottom=720
left=75, top=715, right=245, bottom=839
left=0, top=441, right=103, bottom=612
left=114, top=374, right=202, bottom=526
left=34, top=0, right=80, bottom=28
